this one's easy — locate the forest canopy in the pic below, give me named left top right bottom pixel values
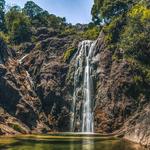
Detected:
left=0, top=0, right=100, bottom=44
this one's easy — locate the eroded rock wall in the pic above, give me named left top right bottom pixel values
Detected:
left=91, top=32, right=150, bottom=147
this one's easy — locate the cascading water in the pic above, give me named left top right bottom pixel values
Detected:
left=82, top=43, right=95, bottom=133
left=71, top=40, right=96, bottom=133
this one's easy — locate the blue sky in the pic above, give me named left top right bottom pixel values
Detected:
left=5, top=0, right=93, bottom=25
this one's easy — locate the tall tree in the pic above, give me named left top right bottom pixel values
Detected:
left=91, top=0, right=139, bottom=24
left=5, top=6, right=31, bottom=44
left=23, top=1, right=43, bottom=19
left=31, top=10, right=49, bottom=27
left=5, top=5, right=22, bottom=32
left=0, top=0, right=5, bottom=31
left=11, top=16, right=31, bottom=44
left=48, top=14, right=66, bottom=29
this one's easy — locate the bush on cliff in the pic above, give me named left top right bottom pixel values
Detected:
left=0, top=32, right=9, bottom=43
left=120, top=3, right=150, bottom=65
left=80, top=26, right=101, bottom=40
left=63, top=47, right=77, bottom=62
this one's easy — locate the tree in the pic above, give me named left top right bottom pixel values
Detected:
left=91, top=0, right=102, bottom=25
left=9, top=5, right=21, bottom=12
left=5, top=5, right=22, bottom=31
left=23, top=1, right=66, bottom=29
left=91, top=0, right=139, bottom=24
left=0, top=0, right=5, bottom=31
left=11, top=15, right=31, bottom=44
left=23, top=1, right=43, bottom=19
left=5, top=6, right=31, bottom=44
left=31, top=10, right=49, bottom=27
left=120, top=3, right=150, bottom=64
left=47, top=14, right=66, bottom=29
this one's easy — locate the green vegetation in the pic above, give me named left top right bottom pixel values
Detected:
left=64, top=47, right=77, bottom=62
left=120, top=3, right=150, bottom=99
left=0, top=32, right=9, bottom=43
left=23, top=1, right=43, bottom=19
left=103, top=15, right=126, bottom=44
left=92, top=0, right=150, bottom=100
left=120, top=3, right=150, bottom=64
left=0, top=0, right=68, bottom=45
left=23, top=1, right=66, bottom=29
left=5, top=6, right=31, bottom=44
left=91, top=0, right=140, bottom=24
left=80, top=26, right=101, bottom=40
left=0, top=0, right=100, bottom=47
left=8, top=123, right=25, bottom=133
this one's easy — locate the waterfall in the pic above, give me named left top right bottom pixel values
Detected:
left=72, top=40, right=96, bottom=133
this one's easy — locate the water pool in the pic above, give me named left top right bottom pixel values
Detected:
left=0, top=133, right=145, bottom=150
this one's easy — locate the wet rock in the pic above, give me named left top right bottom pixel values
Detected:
left=124, top=105, right=150, bottom=147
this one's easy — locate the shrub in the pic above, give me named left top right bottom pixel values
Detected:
left=0, top=32, right=9, bottom=43
left=5, top=7, right=32, bottom=44
left=120, top=3, right=150, bottom=64
left=11, top=16, right=31, bottom=44
left=63, top=47, right=77, bottom=62
left=103, top=15, right=126, bottom=44
left=9, top=123, right=25, bottom=133
left=81, top=26, right=100, bottom=40
left=35, top=42, right=42, bottom=50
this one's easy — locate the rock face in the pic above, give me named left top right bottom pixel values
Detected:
left=0, top=54, right=48, bottom=133
left=89, top=32, right=150, bottom=147
left=124, top=104, right=150, bottom=147
left=0, top=28, right=79, bottom=134
left=0, top=39, right=14, bottom=63
left=93, top=33, right=135, bottom=133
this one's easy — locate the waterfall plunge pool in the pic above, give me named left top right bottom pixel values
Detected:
left=0, top=133, right=145, bottom=150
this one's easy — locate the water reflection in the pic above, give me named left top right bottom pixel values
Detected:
left=82, top=138, right=94, bottom=150
left=0, top=136, right=147, bottom=150
left=67, top=138, right=145, bottom=150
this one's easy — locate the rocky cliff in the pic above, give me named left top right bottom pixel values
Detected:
left=66, top=31, right=150, bottom=147
left=0, top=28, right=149, bottom=147
left=0, top=27, right=80, bottom=134
left=91, top=32, right=150, bottom=147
